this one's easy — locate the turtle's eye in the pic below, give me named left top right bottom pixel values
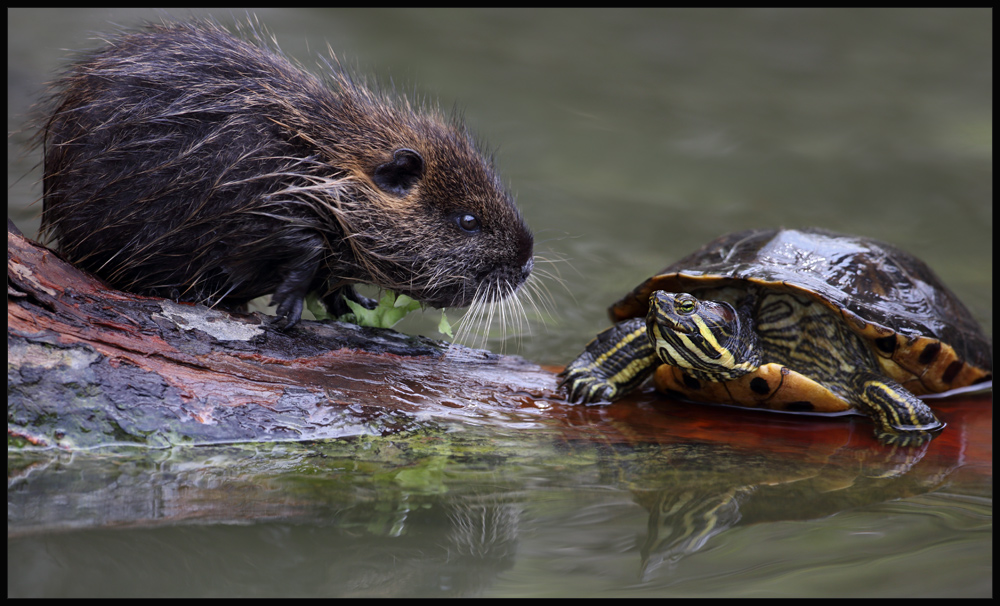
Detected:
left=675, top=296, right=697, bottom=315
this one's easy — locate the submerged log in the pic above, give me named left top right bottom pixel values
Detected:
left=8, top=221, right=562, bottom=448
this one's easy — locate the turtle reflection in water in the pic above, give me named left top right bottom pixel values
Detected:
left=610, top=439, right=955, bottom=577
left=562, top=228, right=992, bottom=445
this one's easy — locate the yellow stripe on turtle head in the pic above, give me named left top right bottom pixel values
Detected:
left=650, top=309, right=757, bottom=379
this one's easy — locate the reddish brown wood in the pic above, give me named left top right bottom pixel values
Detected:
left=8, top=221, right=561, bottom=447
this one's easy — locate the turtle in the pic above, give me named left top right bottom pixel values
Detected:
left=561, top=228, right=992, bottom=445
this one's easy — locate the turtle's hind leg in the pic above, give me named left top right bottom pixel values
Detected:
left=851, top=372, right=944, bottom=446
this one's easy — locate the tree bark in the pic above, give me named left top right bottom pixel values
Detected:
left=8, top=220, right=562, bottom=448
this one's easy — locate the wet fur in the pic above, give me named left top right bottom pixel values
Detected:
left=38, top=19, right=533, bottom=327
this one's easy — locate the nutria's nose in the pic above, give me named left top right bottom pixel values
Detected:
left=515, top=223, right=534, bottom=268
left=520, top=257, right=534, bottom=280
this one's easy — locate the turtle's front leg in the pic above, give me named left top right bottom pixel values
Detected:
left=560, top=318, right=661, bottom=404
left=850, top=372, right=944, bottom=446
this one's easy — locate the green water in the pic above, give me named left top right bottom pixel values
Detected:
left=7, top=7, right=992, bottom=597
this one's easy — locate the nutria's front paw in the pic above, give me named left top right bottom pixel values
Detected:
left=270, top=293, right=304, bottom=330
left=323, top=286, right=377, bottom=318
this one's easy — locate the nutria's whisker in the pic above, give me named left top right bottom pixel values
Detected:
left=448, top=253, right=560, bottom=354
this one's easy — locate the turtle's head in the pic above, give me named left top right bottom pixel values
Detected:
left=646, top=291, right=761, bottom=381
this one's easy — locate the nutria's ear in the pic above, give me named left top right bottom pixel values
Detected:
left=373, top=148, right=425, bottom=196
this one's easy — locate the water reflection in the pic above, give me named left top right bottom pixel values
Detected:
left=616, top=440, right=942, bottom=577
left=558, top=393, right=986, bottom=578
left=9, top=392, right=985, bottom=596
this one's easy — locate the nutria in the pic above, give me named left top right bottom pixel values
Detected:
left=38, top=20, right=534, bottom=329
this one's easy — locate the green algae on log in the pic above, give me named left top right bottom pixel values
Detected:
left=8, top=221, right=560, bottom=449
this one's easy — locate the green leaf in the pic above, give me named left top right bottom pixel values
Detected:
left=305, top=292, right=333, bottom=321
left=305, top=289, right=447, bottom=332
left=342, top=291, right=421, bottom=329
left=437, top=310, right=454, bottom=338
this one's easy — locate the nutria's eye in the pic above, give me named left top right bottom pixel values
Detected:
left=373, top=148, right=424, bottom=196
left=675, top=296, right=697, bottom=315
left=455, top=213, right=481, bottom=234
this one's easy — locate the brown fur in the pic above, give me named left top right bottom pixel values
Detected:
left=38, top=20, right=534, bottom=328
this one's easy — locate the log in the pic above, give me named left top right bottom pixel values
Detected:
left=7, top=220, right=562, bottom=448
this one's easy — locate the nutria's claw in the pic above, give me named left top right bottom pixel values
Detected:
left=323, top=285, right=377, bottom=318
left=270, top=294, right=304, bottom=330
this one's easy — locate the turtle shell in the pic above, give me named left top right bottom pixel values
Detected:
left=610, top=228, right=992, bottom=397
